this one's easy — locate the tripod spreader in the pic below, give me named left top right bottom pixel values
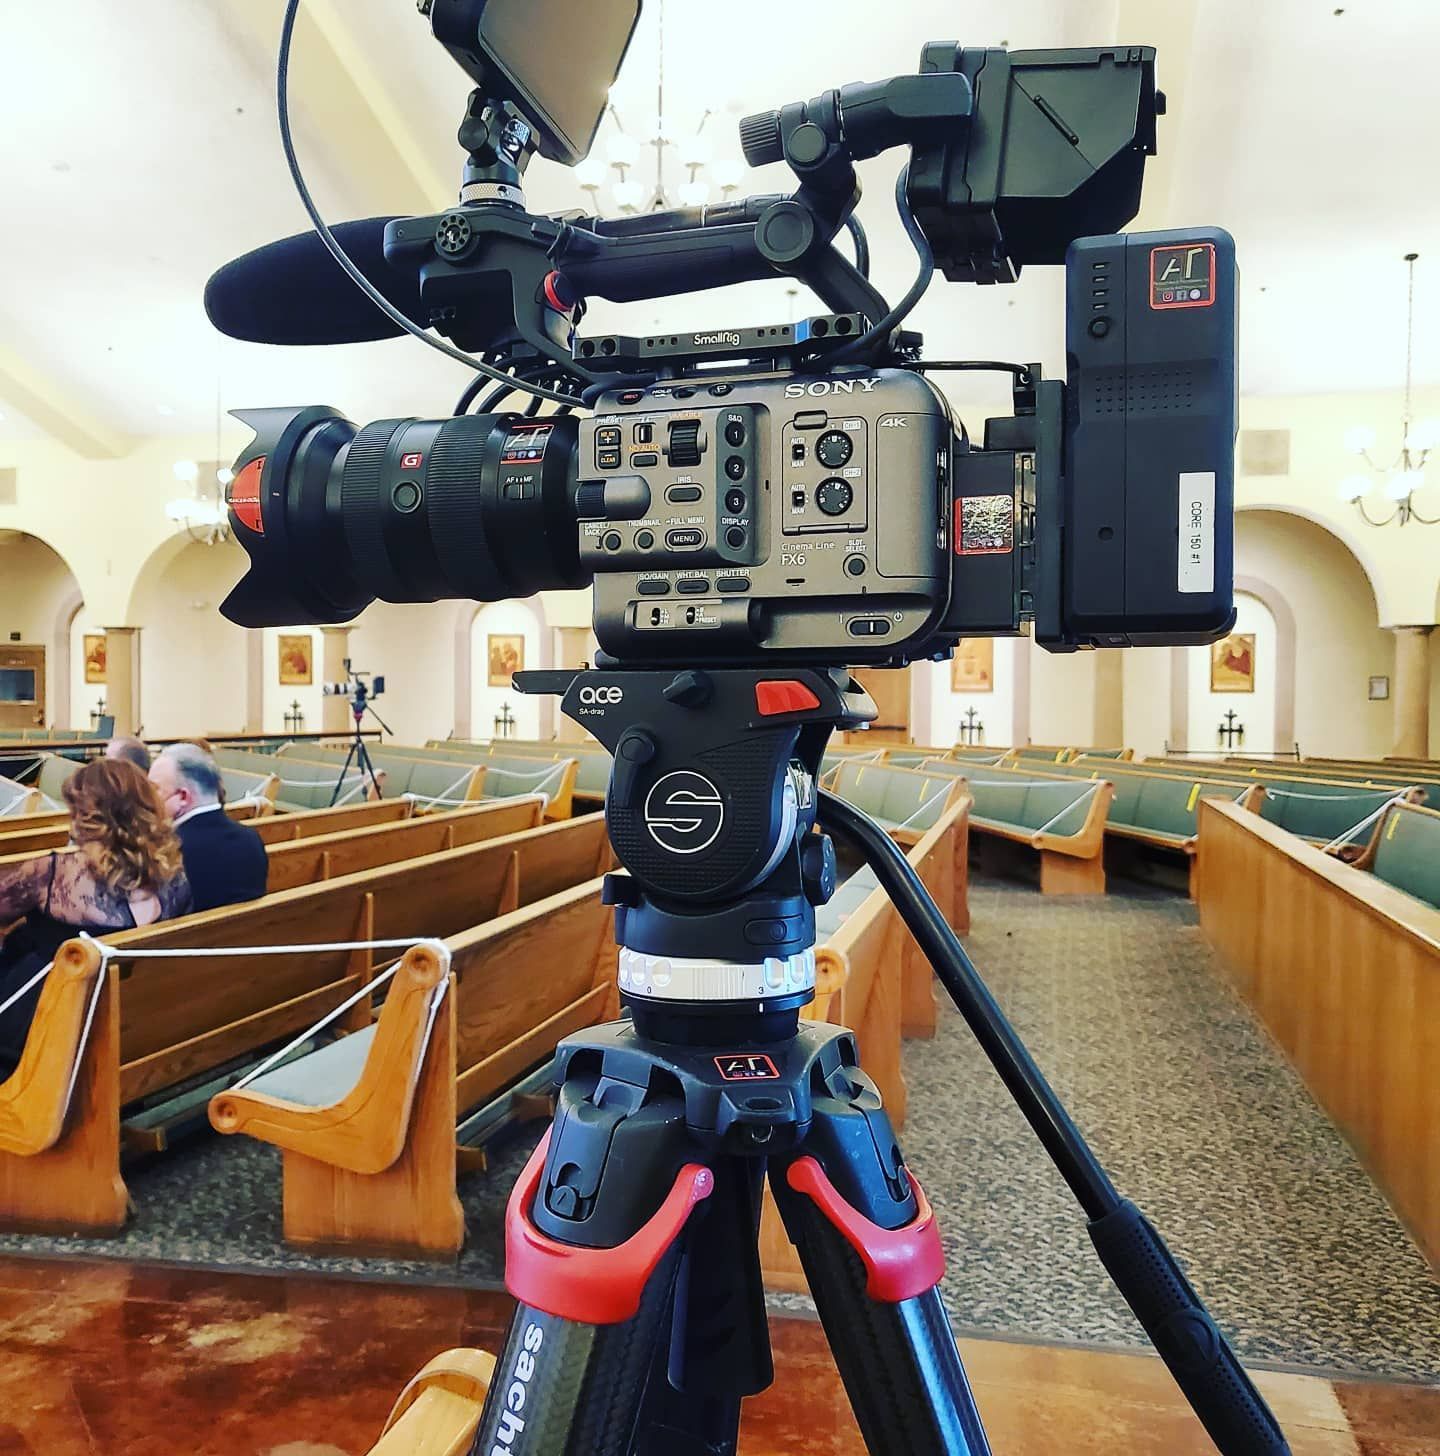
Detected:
left=819, top=789, right=1291, bottom=1456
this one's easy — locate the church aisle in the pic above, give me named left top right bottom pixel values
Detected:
left=0, top=1255, right=1434, bottom=1455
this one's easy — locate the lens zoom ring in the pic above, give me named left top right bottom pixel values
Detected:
left=427, top=415, right=506, bottom=600
left=341, top=419, right=409, bottom=599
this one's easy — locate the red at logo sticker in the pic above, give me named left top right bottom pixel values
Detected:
left=227, top=457, right=265, bottom=535
left=400, top=451, right=423, bottom=470
left=714, top=1053, right=781, bottom=1081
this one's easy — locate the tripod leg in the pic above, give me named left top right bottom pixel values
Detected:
left=469, top=1129, right=716, bottom=1456
left=331, top=740, right=360, bottom=807
left=770, top=1070, right=991, bottom=1456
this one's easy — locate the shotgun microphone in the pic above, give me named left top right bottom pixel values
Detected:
left=204, top=217, right=417, bottom=345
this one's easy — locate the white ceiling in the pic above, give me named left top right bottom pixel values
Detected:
left=0, top=0, right=1437, bottom=450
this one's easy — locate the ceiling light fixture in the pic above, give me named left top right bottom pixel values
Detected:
left=163, top=382, right=233, bottom=546
left=1338, top=253, right=1439, bottom=526
left=575, top=0, right=744, bottom=216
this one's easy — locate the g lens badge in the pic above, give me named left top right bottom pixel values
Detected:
left=644, top=771, right=725, bottom=854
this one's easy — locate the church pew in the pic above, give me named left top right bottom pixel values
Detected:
left=1363, top=799, right=1440, bottom=908
left=0, top=775, right=41, bottom=818
left=264, top=797, right=548, bottom=892
left=202, top=793, right=971, bottom=1272
left=215, top=748, right=391, bottom=813
left=914, top=759, right=1113, bottom=894
left=209, top=879, right=619, bottom=1256
left=286, top=742, right=577, bottom=821
left=0, top=807, right=70, bottom=839
left=248, top=797, right=414, bottom=844
left=0, top=815, right=612, bottom=1234
left=1196, top=798, right=1440, bottom=1267
left=1151, top=756, right=1440, bottom=812
left=273, top=745, right=506, bottom=815
left=417, top=739, right=611, bottom=807
left=826, top=760, right=969, bottom=848
left=365, top=1348, right=494, bottom=1456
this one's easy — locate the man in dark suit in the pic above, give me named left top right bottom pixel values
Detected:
left=150, top=744, right=268, bottom=911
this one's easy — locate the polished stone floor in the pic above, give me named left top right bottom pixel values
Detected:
left=0, top=1256, right=1434, bottom=1455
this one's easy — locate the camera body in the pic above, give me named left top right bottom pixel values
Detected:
left=581, top=367, right=952, bottom=665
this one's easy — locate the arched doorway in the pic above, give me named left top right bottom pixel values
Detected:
left=128, top=536, right=251, bottom=739
left=0, top=530, right=85, bottom=732
left=1170, top=509, right=1390, bottom=757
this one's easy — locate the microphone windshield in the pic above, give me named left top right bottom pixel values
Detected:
left=204, top=217, right=419, bottom=345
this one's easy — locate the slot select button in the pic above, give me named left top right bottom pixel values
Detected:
left=665, top=485, right=703, bottom=504
left=665, top=527, right=705, bottom=549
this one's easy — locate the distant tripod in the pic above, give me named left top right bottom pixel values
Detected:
left=323, top=662, right=390, bottom=805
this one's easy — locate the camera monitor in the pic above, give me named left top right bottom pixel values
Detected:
left=428, top=0, right=643, bottom=166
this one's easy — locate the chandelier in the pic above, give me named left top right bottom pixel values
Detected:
left=165, top=459, right=232, bottom=545
left=572, top=0, right=744, bottom=214
left=165, top=380, right=234, bottom=545
left=1337, top=253, right=1439, bottom=526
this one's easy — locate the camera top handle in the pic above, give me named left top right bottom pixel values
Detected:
left=383, top=71, right=976, bottom=372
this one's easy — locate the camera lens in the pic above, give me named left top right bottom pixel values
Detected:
left=724, top=489, right=746, bottom=514
left=220, top=406, right=589, bottom=628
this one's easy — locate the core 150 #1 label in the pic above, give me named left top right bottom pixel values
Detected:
left=1177, top=471, right=1215, bottom=593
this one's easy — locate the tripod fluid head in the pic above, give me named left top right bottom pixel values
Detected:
left=517, top=665, right=873, bottom=1038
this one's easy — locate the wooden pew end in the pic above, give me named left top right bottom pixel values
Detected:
left=1038, top=850, right=1106, bottom=895
left=371, top=1347, right=496, bottom=1456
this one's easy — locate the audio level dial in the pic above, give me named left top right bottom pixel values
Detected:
left=815, top=430, right=853, bottom=468
left=815, top=477, right=854, bottom=517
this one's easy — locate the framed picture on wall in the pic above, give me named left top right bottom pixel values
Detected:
left=487, top=633, right=525, bottom=686
left=83, top=634, right=107, bottom=684
left=950, top=638, right=994, bottom=693
left=1209, top=632, right=1256, bottom=693
left=277, top=634, right=313, bottom=686
left=1368, top=675, right=1390, bottom=701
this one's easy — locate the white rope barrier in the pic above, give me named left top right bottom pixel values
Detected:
left=0, top=785, right=33, bottom=817
left=1032, top=779, right=1101, bottom=836
left=69, top=932, right=452, bottom=1093
left=1319, top=791, right=1415, bottom=855
left=896, top=781, right=957, bottom=829
left=1263, top=786, right=1405, bottom=802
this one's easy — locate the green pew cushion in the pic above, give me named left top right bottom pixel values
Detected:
left=1371, top=808, right=1440, bottom=909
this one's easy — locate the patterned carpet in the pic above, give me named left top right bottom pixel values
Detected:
left=1, top=875, right=1437, bottom=1381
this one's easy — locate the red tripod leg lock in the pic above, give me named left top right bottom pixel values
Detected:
left=785, top=1156, right=946, bottom=1303
left=505, top=1129, right=715, bottom=1324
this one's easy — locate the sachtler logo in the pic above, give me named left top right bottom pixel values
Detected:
left=489, top=1321, right=544, bottom=1456
left=644, top=771, right=725, bottom=855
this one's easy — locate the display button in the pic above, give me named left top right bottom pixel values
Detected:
left=715, top=576, right=751, bottom=593
left=676, top=578, right=709, bottom=594
left=632, top=451, right=658, bottom=467
left=816, top=430, right=853, bottom=468
left=666, top=485, right=703, bottom=504
left=725, top=526, right=746, bottom=549
left=637, top=579, right=670, bottom=595
left=847, top=616, right=892, bottom=637
left=666, top=528, right=705, bottom=549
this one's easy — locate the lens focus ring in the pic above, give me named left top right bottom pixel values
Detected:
left=341, top=419, right=412, bottom=601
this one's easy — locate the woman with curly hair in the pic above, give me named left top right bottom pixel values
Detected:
left=0, top=757, right=191, bottom=1071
